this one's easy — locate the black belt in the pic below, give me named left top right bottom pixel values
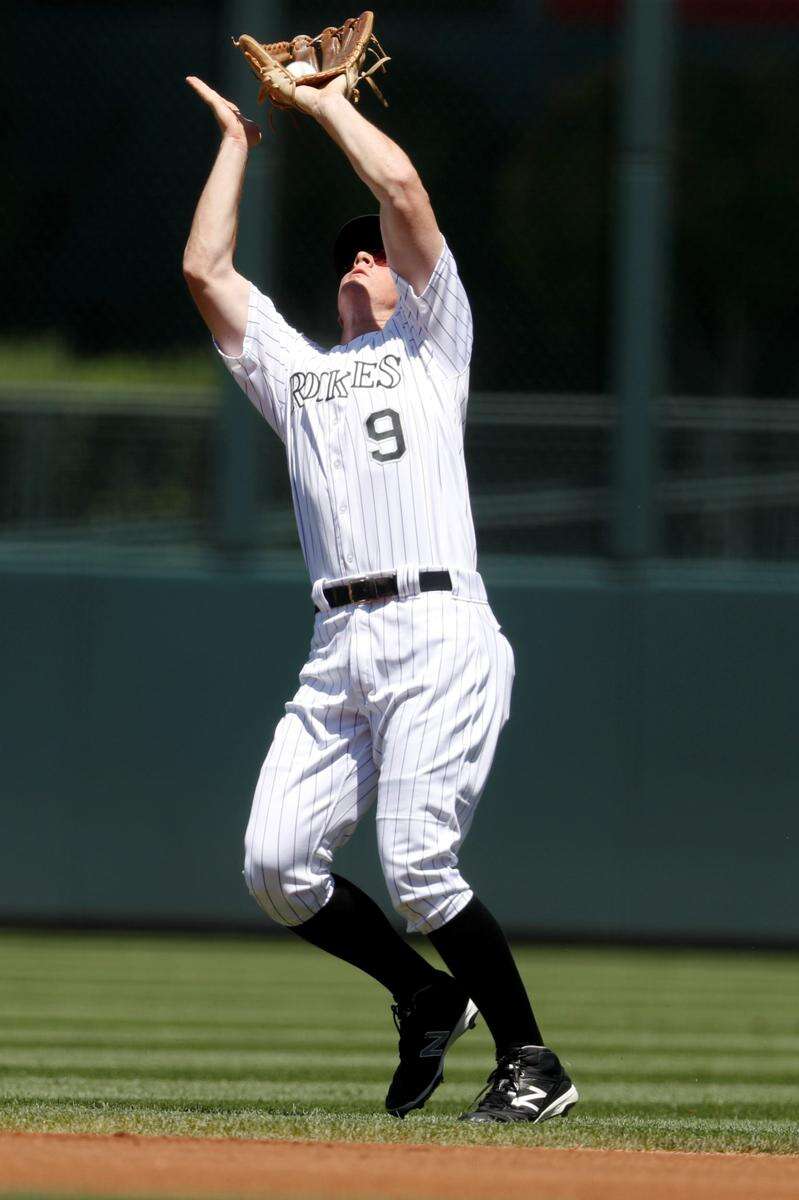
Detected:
left=316, top=570, right=452, bottom=612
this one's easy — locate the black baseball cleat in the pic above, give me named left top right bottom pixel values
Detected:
left=385, top=974, right=479, bottom=1118
left=459, top=1045, right=578, bottom=1124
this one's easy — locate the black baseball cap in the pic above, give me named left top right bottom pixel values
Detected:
left=333, top=214, right=384, bottom=278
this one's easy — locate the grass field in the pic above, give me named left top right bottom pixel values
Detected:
left=0, top=931, right=797, bottom=1156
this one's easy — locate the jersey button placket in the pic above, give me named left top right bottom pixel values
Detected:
left=330, top=408, right=353, bottom=575
left=339, top=499, right=354, bottom=569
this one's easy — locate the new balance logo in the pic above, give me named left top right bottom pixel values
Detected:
left=510, top=1085, right=548, bottom=1113
left=419, top=1030, right=450, bottom=1059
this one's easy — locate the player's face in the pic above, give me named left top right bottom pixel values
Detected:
left=338, top=248, right=397, bottom=316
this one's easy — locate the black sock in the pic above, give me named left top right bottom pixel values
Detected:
left=427, top=895, right=544, bottom=1056
left=293, top=874, right=439, bottom=1002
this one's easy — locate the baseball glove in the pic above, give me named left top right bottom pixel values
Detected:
left=234, top=11, right=390, bottom=112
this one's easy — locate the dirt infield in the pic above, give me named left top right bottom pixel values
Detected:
left=1, top=1133, right=798, bottom=1200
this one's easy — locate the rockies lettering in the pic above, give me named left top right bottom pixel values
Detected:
left=289, top=353, right=402, bottom=408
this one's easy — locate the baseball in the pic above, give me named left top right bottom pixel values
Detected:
left=286, top=61, right=315, bottom=79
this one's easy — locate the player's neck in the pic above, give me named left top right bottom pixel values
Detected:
left=339, top=316, right=382, bottom=345
left=338, top=301, right=394, bottom=346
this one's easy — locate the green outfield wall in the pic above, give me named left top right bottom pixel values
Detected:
left=1, top=562, right=796, bottom=943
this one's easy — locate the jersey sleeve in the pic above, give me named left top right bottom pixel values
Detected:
left=213, top=283, right=304, bottom=443
left=390, top=240, right=473, bottom=379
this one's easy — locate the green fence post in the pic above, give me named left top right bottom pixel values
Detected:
left=611, top=0, right=674, bottom=561
left=215, top=0, right=283, bottom=557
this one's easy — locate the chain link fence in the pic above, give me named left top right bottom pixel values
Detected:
left=2, top=2, right=798, bottom=565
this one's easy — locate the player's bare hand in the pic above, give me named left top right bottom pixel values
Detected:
left=293, top=74, right=349, bottom=119
left=186, top=76, right=261, bottom=149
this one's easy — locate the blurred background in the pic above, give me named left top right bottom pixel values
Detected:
left=1, top=0, right=796, bottom=943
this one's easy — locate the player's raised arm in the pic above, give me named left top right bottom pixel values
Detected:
left=182, top=77, right=261, bottom=357
left=296, top=79, right=443, bottom=296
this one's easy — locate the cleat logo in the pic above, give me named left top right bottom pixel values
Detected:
left=510, top=1086, right=548, bottom=1113
left=419, top=1030, right=450, bottom=1059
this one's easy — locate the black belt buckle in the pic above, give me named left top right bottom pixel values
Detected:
left=348, top=576, right=375, bottom=605
left=353, top=574, right=396, bottom=604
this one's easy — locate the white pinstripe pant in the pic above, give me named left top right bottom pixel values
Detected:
left=243, top=592, right=514, bottom=934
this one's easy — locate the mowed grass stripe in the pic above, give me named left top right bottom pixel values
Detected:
left=3, top=1029, right=799, bottom=1056
left=1, top=1047, right=798, bottom=1085
left=4, top=971, right=796, bottom=998
left=2, top=1066, right=797, bottom=1090
left=3, top=977, right=795, bottom=1002
left=4, top=934, right=796, bottom=964
left=3, top=940, right=796, bottom=984
left=4, top=996, right=796, bottom=1022
left=2, top=1015, right=797, bottom=1042
left=2, top=1074, right=798, bottom=1109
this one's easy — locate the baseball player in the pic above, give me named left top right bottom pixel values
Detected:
left=183, top=70, right=578, bottom=1125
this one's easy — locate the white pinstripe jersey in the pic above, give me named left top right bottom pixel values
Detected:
left=216, top=240, right=485, bottom=601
